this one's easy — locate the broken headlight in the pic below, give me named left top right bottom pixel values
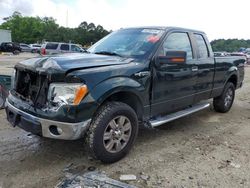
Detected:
left=47, top=83, right=88, bottom=107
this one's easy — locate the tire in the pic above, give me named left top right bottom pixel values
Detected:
left=213, top=82, right=235, bottom=113
left=86, top=102, right=138, bottom=163
left=12, top=50, right=20, bottom=55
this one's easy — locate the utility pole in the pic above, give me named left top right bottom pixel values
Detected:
left=66, top=9, right=68, bottom=27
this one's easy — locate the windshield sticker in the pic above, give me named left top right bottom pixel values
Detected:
left=147, top=35, right=160, bottom=43
left=141, top=29, right=163, bottom=34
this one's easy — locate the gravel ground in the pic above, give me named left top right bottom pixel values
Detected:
left=0, top=54, right=249, bottom=188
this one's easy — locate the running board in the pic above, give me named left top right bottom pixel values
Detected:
left=149, top=103, right=210, bottom=128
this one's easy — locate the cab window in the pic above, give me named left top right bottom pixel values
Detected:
left=159, top=32, right=193, bottom=60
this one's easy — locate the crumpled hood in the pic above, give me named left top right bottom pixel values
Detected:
left=15, top=53, right=133, bottom=74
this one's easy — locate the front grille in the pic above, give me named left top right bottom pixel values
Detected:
left=14, top=69, right=48, bottom=108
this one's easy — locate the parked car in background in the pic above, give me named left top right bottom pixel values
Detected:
left=246, top=52, right=250, bottom=64
left=20, top=43, right=32, bottom=52
left=40, top=42, right=86, bottom=55
left=245, top=48, right=250, bottom=53
left=214, top=51, right=230, bottom=57
left=0, top=42, right=21, bottom=54
left=30, top=44, right=42, bottom=53
left=231, top=52, right=246, bottom=56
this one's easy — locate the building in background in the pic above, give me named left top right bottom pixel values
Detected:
left=0, top=29, right=12, bottom=44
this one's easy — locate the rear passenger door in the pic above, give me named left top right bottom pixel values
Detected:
left=192, top=33, right=215, bottom=102
left=60, top=44, right=70, bottom=53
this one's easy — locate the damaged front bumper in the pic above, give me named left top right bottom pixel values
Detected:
left=5, top=99, right=91, bottom=140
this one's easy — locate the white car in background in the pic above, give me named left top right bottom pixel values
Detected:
left=20, top=43, right=32, bottom=52
left=40, top=42, right=86, bottom=55
left=30, top=44, right=42, bottom=53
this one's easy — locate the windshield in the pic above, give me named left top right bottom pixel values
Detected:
left=88, top=28, right=164, bottom=58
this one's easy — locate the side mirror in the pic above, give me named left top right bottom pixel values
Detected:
left=155, top=51, right=187, bottom=67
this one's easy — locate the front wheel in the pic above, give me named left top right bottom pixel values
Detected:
left=213, top=82, right=235, bottom=113
left=86, top=102, right=138, bottom=163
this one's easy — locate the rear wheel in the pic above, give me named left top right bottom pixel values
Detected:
left=213, top=82, right=235, bottom=113
left=12, top=50, right=20, bottom=55
left=86, top=102, right=138, bottom=163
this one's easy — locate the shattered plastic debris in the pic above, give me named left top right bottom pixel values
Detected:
left=230, top=162, right=241, bottom=168
left=140, top=175, right=149, bottom=181
left=119, top=174, right=137, bottom=181
left=56, top=171, right=137, bottom=188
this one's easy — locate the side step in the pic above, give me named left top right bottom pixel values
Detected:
left=149, top=103, right=210, bottom=127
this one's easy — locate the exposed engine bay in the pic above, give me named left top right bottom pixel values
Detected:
left=13, top=69, right=49, bottom=109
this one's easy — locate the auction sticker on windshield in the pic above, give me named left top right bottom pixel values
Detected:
left=141, top=29, right=164, bottom=34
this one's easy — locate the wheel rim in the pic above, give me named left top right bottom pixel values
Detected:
left=224, top=87, right=233, bottom=108
left=103, top=115, right=132, bottom=153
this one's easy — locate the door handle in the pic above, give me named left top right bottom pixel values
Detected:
left=191, top=66, right=198, bottom=72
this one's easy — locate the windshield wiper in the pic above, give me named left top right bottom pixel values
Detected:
left=94, top=51, right=123, bottom=57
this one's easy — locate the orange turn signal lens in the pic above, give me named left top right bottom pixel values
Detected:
left=73, top=85, right=88, bottom=105
left=171, top=58, right=185, bottom=63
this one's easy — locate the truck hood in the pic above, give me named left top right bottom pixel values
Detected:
left=15, top=53, right=134, bottom=74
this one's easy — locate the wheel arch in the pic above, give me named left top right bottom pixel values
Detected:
left=87, top=77, right=146, bottom=122
left=101, top=90, right=144, bottom=122
left=225, top=74, right=237, bottom=88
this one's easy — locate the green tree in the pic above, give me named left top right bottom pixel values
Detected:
left=211, top=39, right=250, bottom=52
left=0, top=12, right=110, bottom=46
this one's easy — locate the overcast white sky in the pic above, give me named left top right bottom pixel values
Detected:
left=0, top=0, right=249, bottom=40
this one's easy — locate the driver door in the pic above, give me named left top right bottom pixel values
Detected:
left=151, top=32, right=197, bottom=116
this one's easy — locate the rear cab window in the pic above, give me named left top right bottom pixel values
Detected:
left=45, top=43, right=59, bottom=50
left=194, top=34, right=209, bottom=58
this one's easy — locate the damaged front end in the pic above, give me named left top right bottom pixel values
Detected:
left=12, top=57, right=89, bottom=112
left=6, top=57, right=91, bottom=140
left=12, top=58, right=68, bottom=111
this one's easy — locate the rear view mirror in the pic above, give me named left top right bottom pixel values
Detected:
left=155, top=51, right=187, bottom=67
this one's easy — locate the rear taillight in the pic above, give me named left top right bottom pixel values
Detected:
left=41, top=48, right=46, bottom=55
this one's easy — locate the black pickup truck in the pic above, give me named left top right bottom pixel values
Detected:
left=0, top=42, right=21, bottom=54
left=5, top=27, right=245, bottom=163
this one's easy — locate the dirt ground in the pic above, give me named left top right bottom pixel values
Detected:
left=0, top=53, right=250, bottom=188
